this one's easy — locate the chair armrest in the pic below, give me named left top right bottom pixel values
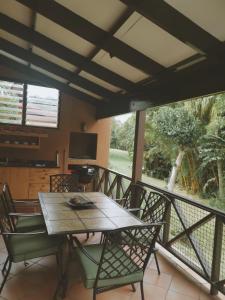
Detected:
left=2, top=231, right=46, bottom=236
left=13, top=200, right=40, bottom=205
left=72, top=235, right=99, bottom=265
left=128, top=208, right=143, bottom=212
left=114, top=198, right=126, bottom=202
left=114, top=198, right=126, bottom=206
left=9, top=212, right=43, bottom=217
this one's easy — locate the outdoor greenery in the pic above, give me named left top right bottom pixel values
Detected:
left=110, top=93, right=225, bottom=210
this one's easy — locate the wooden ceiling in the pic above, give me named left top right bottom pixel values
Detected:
left=0, top=0, right=225, bottom=118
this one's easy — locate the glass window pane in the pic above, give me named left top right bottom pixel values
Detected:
left=0, top=80, right=23, bottom=125
left=26, top=84, right=59, bottom=128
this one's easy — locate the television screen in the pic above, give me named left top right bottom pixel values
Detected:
left=69, top=132, right=97, bottom=159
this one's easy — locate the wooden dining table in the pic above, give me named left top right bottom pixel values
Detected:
left=38, top=192, right=143, bottom=235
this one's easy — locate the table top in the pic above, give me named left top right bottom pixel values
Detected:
left=39, top=192, right=143, bottom=235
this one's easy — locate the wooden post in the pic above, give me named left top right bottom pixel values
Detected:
left=162, top=199, right=172, bottom=245
left=116, top=176, right=122, bottom=198
left=210, top=216, right=224, bottom=295
left=132, top=110, right=146, bottom=183
left=104, top=170, right=109, bottom=195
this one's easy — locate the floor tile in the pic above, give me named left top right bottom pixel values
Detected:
left=166, top=290, right=199, bottom=300
left=144, top=268, right=172, bottom=290
left=142, top=282, right=168, bottom=300
left=169, top=273, right=201, bottom=299
left=0, top=249, right=224, bottom=300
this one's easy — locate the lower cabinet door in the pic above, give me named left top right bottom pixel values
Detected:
left=28, top=183, right=49, bottom=199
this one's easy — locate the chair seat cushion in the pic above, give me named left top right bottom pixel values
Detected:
left=74, top=244, right=143, bottom=289
left=9, top=233, right=65, bottom=263
left=16, top=215, right=45, bottom=232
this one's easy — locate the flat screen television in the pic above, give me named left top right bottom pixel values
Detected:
left=69, top=132, right=97, bottom=159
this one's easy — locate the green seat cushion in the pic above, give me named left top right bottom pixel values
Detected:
left=16, top=215, right=45, bottom=232
left=74, top=244, right=143, bottom=289
left=9, top=233, right=65, bottom=263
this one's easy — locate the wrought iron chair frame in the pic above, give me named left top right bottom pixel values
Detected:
left=115, top=183, right=146, bottom=210
left=140, top=191, right=171, bottom=275
left=0, top=193, right=66, bottom=295
left=72, top=223, right=165, bottom=300
left=50, top=173, right=82, bottom=193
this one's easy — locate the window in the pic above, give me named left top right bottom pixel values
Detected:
left=0, top=80, right=60, bottom=128
left=0, top=81, right=23, bottom=125
left=26, top=85, right=59, bottom=128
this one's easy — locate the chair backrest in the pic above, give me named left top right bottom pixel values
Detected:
left=0, top=193, right=17, bottom=258
left=0, top=193, right=14, bottom=233
left=122, top=183, right=146, bottom=209
left=141, top=191, right=170, bottom=224
left=95, top=223, right=163, bottom=288
left=50, top=173, right=80, bottom=192
left=2, top=184, right=15, bottom=213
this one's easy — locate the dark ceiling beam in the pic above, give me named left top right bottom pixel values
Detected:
left=0, top=38, right=126, bottom=100
left=16, top=0, right=165, bottom=75
left=27, top=11, right=36, bottom=68
left=144, top=58, right=225, bottom=103
left=0, top=13, right=140, bottom=93
left=97, top=58, right=225, bottom=118
left=96, top=100, right=152, bottom=119
left=120, top=0, right=224, bottom=57
left=0, top=55, right=100, bottom=106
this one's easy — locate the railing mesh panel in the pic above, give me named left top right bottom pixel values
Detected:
left=94, top=167, right=225, bottom=295
left=220, top=224, right=225, bottom=281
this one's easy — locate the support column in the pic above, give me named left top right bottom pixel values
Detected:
left=132, top=110, right=146, bottom=183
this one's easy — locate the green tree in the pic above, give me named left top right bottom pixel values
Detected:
left=152, top=106, right=201, bottom=191
left=198, top=95, right=225, bottom=199
left=110, top=119, right=121, bottom=149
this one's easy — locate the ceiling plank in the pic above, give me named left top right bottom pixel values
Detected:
left=121, top=0, right=224, bottom=57
left=74, top=7, right=133, bottom=79
left=0, top=55, right=100, bottom=105
left=0, top=37, right=126, bottom=100
left=0, top=13, right=140, bottom=93
left=16, top=0, right=165, bottom=75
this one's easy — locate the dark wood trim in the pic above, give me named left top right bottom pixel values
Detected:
left=97, top=56, right=225, bottom=117
left=96, top=100, right=153, bottom=119
left=0, top=55, right=99, bottom=105
left=121, top=0, right=224, bottom=57
left=0, top=13, right=139, bottom=93
left=144, top=58, right=225, bottom=104
left=16, top=0, right=165, bottom=75
left=0, top=38, right=125, bottom=101
left=96, top=99, right=131, bottom=119
left=132, top=111, right=146, bottom=182
left=22, top=83, right=27, bottom=126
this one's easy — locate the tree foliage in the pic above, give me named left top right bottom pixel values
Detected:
left=110, top=94, right=225, bottom=204
left=152, top=106, right=201, bottom=147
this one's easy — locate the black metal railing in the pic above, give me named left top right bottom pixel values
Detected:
left=93, top=166, right=225, bottom=295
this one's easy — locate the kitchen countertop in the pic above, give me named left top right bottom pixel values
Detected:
left=0, top=161, right=59, bottom=168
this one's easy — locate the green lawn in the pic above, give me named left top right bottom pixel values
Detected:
left=109, top=148, right=206, bottom=201
left=108, top=148, right=133, bottom=176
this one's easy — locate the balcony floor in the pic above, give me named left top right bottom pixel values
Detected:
left=0, top=234, right=224, bottom=300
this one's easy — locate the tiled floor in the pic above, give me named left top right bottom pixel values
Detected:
left=0, top=234, right=224, bottom=300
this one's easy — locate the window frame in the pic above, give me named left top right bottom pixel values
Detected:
left=0, top=77, right=61, bottom=130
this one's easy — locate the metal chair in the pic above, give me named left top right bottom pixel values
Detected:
left=50, top=173, right=82, bottom=192
left=0, top=193, right=66, bottom=294
left=71, top=222, right=166, bottom=300
left=2, top=183, right=45, bottom=232
left=140, top=191, right=171, bottom=275
left=115, top=183, right=146, bottom=211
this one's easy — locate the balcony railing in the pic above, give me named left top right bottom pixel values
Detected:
left=93, top=166, right=225, bottom=295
